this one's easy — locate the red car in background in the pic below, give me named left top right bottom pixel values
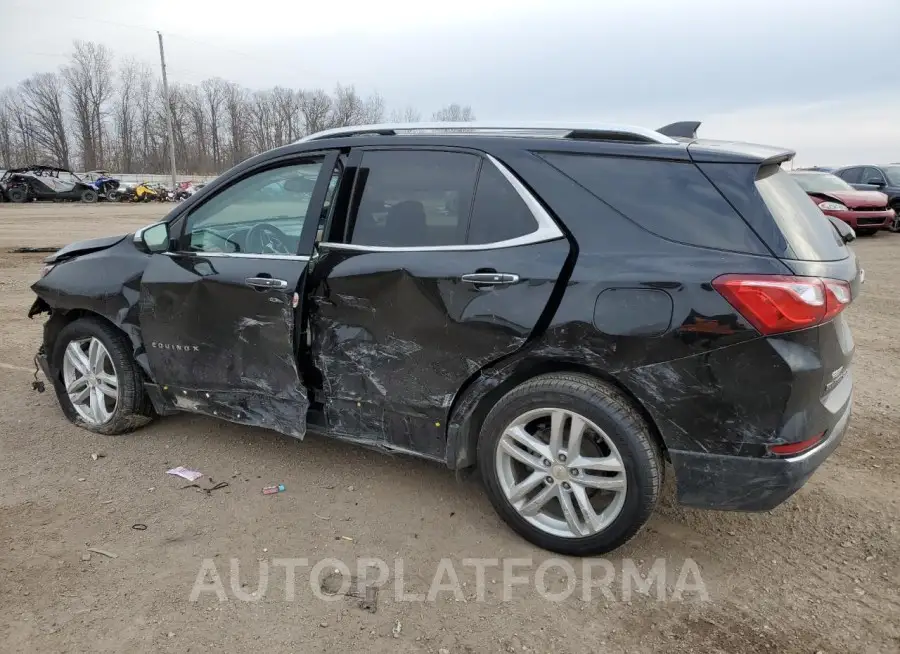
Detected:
left=790, top=170, right=896, bottom=235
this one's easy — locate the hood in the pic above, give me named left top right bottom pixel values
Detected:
left=45, top=234, right=128, bottom=263
left=814, top=190, right=888, bottom=209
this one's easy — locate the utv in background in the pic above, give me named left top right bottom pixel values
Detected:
left=3, top=165, right=99, bottom=203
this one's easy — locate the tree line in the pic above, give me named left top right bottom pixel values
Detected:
left=0, top=40, right=476, bottom=175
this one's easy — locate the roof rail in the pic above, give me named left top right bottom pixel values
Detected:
left=296, top=121, right=679, bottom=145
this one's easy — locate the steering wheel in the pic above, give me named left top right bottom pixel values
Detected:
left=246, top=222, right=293, bottom=255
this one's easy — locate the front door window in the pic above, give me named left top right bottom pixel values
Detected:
left=182, top=158, right=325, bottom=256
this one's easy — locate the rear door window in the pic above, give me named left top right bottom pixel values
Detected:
left=837, top=167, right=861, bottom=183
left=347, top=150, right=479, bottom=247
left=754, top=165, right=846, bottom=261
left=466, top=163, right=538, bottom=244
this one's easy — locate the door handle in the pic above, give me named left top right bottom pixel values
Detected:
left=246, top=277, right=288, bottom=289
left=461, top=272, right=520, bottom=286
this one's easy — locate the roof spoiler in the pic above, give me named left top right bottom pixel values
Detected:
left=657, top=121, right=701, bottom=139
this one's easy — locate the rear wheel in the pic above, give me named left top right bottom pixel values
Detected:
left=478, top=372, right=663, bottom=556
left=80, top=188, right=98, bottom=203
left=51, top=317, right=155, bottom=435
left=8, top=187, right=27, bottom=203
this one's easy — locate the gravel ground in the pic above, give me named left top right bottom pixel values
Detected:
left=0, top=203, right=898, bottom=653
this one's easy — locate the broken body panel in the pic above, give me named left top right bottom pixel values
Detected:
left=29, top=130, right=857, bottom=513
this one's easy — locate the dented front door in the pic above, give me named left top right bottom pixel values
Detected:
left=138, top=152, right=338, bottom=438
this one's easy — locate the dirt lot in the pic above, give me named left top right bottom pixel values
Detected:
left=0, top=203, right=898, bottom=654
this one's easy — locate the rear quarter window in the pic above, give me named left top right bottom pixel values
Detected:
left=537, top=153, right=767, bottom=254
left=754, top=165, right=846, bottom=261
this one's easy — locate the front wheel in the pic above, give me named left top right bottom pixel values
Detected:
left=106, top=190, right=121, bottom=202
left=51, top=317, right=155, bottom=434
left=8, top=187, right=27, bottom=203
left=890, top=209, right=900, bottom=233
left=478, top=372, right=663, bottom=556
left=80, top=188, right=98, bottom=203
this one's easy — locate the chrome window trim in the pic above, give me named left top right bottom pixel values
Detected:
left=319, top=153, right=565, bottom=253
left=163, top=251, right=310, bottom=262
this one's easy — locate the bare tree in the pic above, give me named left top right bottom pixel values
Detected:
left=0, top=90, right=13, bottom=167
left=202, top=78, right=227, bottom=170
left=2, top=39, right=478, bottom=174
left=389, top=105, right=421, bottom=123
left=223, top=82, right=248, bottom=165
left=432, top=104, right=476, bottom=122
left=183, top=84, right=207, bottom=172
left=113, top=58, right=139, bottom=171
left=299, top=89, right=331, bottom=135
left=136, top=65, right=159, bottom=172
left=272, top=86, right=301, bottom=143
left=19, top=72, right=70, bottom=167
left=63, top=40, right=114, bottom=169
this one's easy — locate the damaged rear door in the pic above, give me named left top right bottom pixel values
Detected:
left=138, top=151, right=339, bottom=437
left=306, top=147, right=569, bottom=459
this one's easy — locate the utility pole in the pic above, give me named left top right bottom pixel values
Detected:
left=157, top=31, right=177, bottom=190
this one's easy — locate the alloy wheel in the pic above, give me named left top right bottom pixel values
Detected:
left=62, top=337, right=119, bottom=425
left=494, top=408, right=628, bottom=538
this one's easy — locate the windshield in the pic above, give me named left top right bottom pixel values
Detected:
left=791, top=173, right=854, bottom=193
left=755, top=165, right=846, bottom=261
left=884, top=166, right=900, bottom=186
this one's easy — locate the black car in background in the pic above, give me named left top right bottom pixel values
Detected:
left=27, top=121, right=858, bottom=556
left=834, top=164, right=900, bottom=219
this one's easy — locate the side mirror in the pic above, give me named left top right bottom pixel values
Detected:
left=134, top=222, right=170, bottom=253
left=866, top=178, right=885, bottom=187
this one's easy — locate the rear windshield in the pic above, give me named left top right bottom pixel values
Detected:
left=755, top=165, right=846, bottom=261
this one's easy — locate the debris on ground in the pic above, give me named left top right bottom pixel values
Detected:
left=313, top=513, right=330, bottom=520
left=319, top=569, right=379, bottom=613
left=181, top=481, right=229, bottom=495
left=262, top=484, right=285, bottom=495
left=91, top=453, right=105, bottom=461
left=336, top=535, right=354, bottom=542
left=392, top=620, right=402, bottom=638
left=131, top=524, right=147, bottom=531
left=9, top=246, right=60, bottom=253
left=359, top=585, right=378, bottom=613
left=86, top=547, right=118, bottom=559
left=166, top=466, right=203, bottom=482
left=81, top=553, right=91, bottom=562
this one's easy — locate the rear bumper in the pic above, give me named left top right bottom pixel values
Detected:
left=669, top=398, right=850, bottom=511
left=824, top=208, right=894, bottom=229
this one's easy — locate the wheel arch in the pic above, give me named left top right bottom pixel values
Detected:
left=445, top=356, right=668, bottom=470
left=41, top=308, right=149, bottom=380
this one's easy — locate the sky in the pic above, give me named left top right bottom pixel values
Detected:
left=2, top=0, right=898, bottom=167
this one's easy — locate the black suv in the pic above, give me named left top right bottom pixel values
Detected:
left=834, top=164, right=900, bottom=229
left=28, top=122, right=859, bottom=555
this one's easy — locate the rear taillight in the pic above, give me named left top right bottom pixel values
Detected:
left=768, top=432, right=825, bottom=456
left=712, top=274, right=851, bottom=336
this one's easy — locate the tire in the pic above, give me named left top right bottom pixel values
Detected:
left=478, top=372, right=663, bottom=556
left=106, top=190, right=121, bottom=202
left=8, top=187, right=27, bottom=203
left=80, top=188, right=98, bottom=203
left=890, top=207, right=900, bottom=233
left=51, top=317, right=155, bottom=435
